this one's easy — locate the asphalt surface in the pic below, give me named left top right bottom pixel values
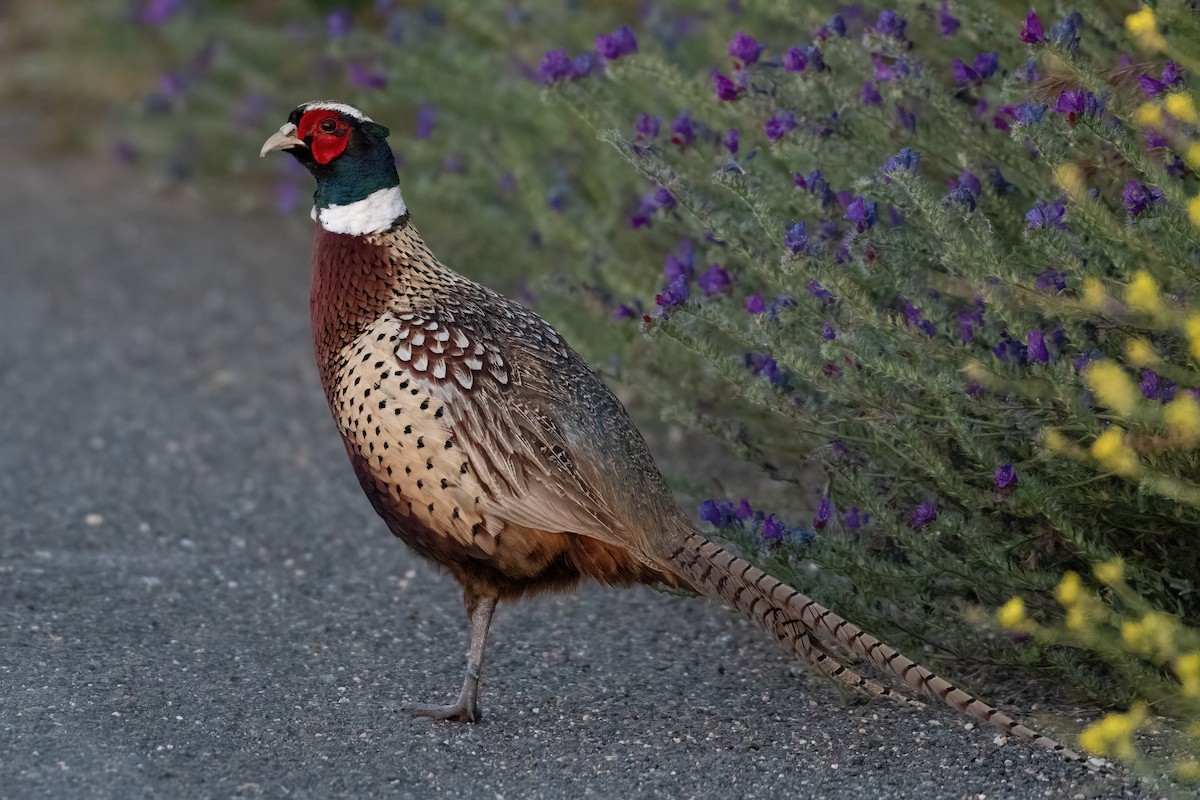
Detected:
left=0, top=148, right=1154, bottom=799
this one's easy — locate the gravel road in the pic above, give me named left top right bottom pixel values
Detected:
left=0, top=146, right=1152, bottom=799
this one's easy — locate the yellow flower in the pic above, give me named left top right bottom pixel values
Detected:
left=997, top=597, right=1026, bottom=630
left=1166, top=93, right=1198, bottom=124
left=1189, top=195, right=1200, bottom=228
left=1126, top=7, right=1166, bottom=50
left=1078, top=704, right=1147, bottom=759
left=1186, top=314, right=1200, bottom=359
left=1090, top=428, right=1139, bottom=475
left=1125, top=271, right=1163, bottom=315
left=1135, top=102, right=1165, bottom=129
left=1055, top=571, right=1083, bottom=606
left=1176, top=651, right=1200, bottom=696
left=1125, top=338, right=1158, bottom=366
left=1165, top=394, right=1200, bottom=441
left=1065, top=606, right=1087, bottom=631
left=1094, top=557, right=1124, bottom=585
left=1175, top=761, right=1200, bottom=783
left=1125, top=6, right=1157, bottom=34
left=1054, top=163, right=1085, bottom=199
left=1043, top=429, right=1068, bottom=452
left=1187, top=143, right=1200, bottom=169
left=1085, top=362, right=1140, bottom=416
left=1122, top=611, right=1179, bottom=661
left=1082, top=277, right=1107, bottom=312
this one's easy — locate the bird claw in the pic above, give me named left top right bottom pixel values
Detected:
left=401, top=699, right=480, bottom=723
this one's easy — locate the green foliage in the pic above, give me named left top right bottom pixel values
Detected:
left=15, top=0, right=1200, bottom=729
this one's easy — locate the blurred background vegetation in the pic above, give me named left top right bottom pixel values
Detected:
left=8, top=0, right=1200, bottom=774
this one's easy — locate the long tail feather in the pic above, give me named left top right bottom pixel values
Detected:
left=665, top=532, right=1086, bottom=763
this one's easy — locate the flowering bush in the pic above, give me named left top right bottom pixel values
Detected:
left=16, top=0, right=1200, bottom=765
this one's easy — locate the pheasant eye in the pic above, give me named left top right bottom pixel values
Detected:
left=320, top=119, right=338, bottom=133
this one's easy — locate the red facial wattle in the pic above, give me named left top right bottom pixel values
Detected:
left=296, top=109, right=351, bottom=165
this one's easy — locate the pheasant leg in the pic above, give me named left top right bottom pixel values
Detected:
left=402, top=595, right=496, bottom=723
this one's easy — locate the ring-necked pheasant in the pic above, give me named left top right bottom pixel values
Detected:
left=261, top=100, right=1082, bottom=761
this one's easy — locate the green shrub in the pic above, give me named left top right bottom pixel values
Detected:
left=16, top=0, right=1200, bottom=767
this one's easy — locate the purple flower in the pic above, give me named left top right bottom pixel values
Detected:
left=656, top=274, right=690, bottom=309
left=1047, top=13, right=1081, bottom=56
left=722, top=128, right=740, bottom=154
left=712, top=70, right=741, bottom=101
left=874, top=11, right=907, bottom=39
left=809, top=280, right=836, bottom=305
left=819, top=14, right=847, bottom=39
left=595, top=25, right=637, bottom=60
left=1015, top=102, right=1047, bottom=126
left=822, top=322, right=836, bottom=340
left=845, top=196, right=877, bottom=232
left=946, top=186, right=976, bottom=211
left=1015, top=58, right=1042, bottom=83
left=1055, top=89, right=1086, bottom=115
left=611, top=302, right=638, bottom=321
left=909, top=501, right=937, bottom=528
left=804, top=170, right=834, bottom=206
left=784, top=221, right=809, bottom=254
left=860, top=81, right=882, bottom=106
left=671, top=112, right=695, bottom=149
left=728, top=32, right=764, bottom=66
left=873, top=53, right=900, bottom=82
left=952, top=58, right=979, bottom=84
left=803, top=44, right=827, bottom=72
left=538, top=48, right=574, bottom=83
left=974, top=52, right=999, bottom=79
left=634, top=112, right=660, bottom=141
left=958, top=304, right=984, bottom=343
left=571, top=53, right=595, bottom=78
left=698, top=264, right=731, bottom=295
left=663, top=241, right=695, bottom=280
left=745, top=353, right=791, bottom=388
left=764, top=111, right=797, bottom=142
left=138, top=0, right=182, bottom=26
left=1141, top=371, right=1178, bottom=402
left=654, top=187, right=675, bottom=210
left=346, top=60, right=386, bottom=89
left=882, top=147, right=921, bottom=177
left=1027, top=330, right=1050, bottom=363
left=416, top=103, right=437, bottom=139
left=989, top=168, right=1017, bottom=195
left=841, top=506, right=866, bottom=530
left=761, top=514, right=785, bottom=543
left=783, top=45, right=807, bottom=72
left=813, top=496, right=833, bottom=530
left=746, top=293, right=766, bottom=314
left=939, top=0, right=960, bottom=36
left=111, top=139, right=138, bottom=164
left=895, top=105, right=916, bottom=132
left=698, top=499, right=736, bottom=526
left=994, top=464, right=1017, bottom=490
left=628, top=192, right=658, bottom=228
left=327, top=8, right=354, bottom=37
left=1139, top=73, right=1167, bottom=99
left=734, top=498, right=754, bottom=520
left=1020, top=10, right=1044, bottom=44
left=1122, top=181, right=1165, bottom=217
left=1162, top=61, right=1181, bottom=85
left=1036, top=270, right=1067, bottom=293
left=1026, top=199, right=1067, bottom=230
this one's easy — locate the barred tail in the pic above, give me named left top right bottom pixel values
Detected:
left=664, top=532, right=1085, bottom=763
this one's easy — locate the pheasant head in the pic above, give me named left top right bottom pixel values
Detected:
left=260, top=100, right=406, bottom=236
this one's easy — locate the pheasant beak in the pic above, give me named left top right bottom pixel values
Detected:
left=260, top=122, right=304, bottom=157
